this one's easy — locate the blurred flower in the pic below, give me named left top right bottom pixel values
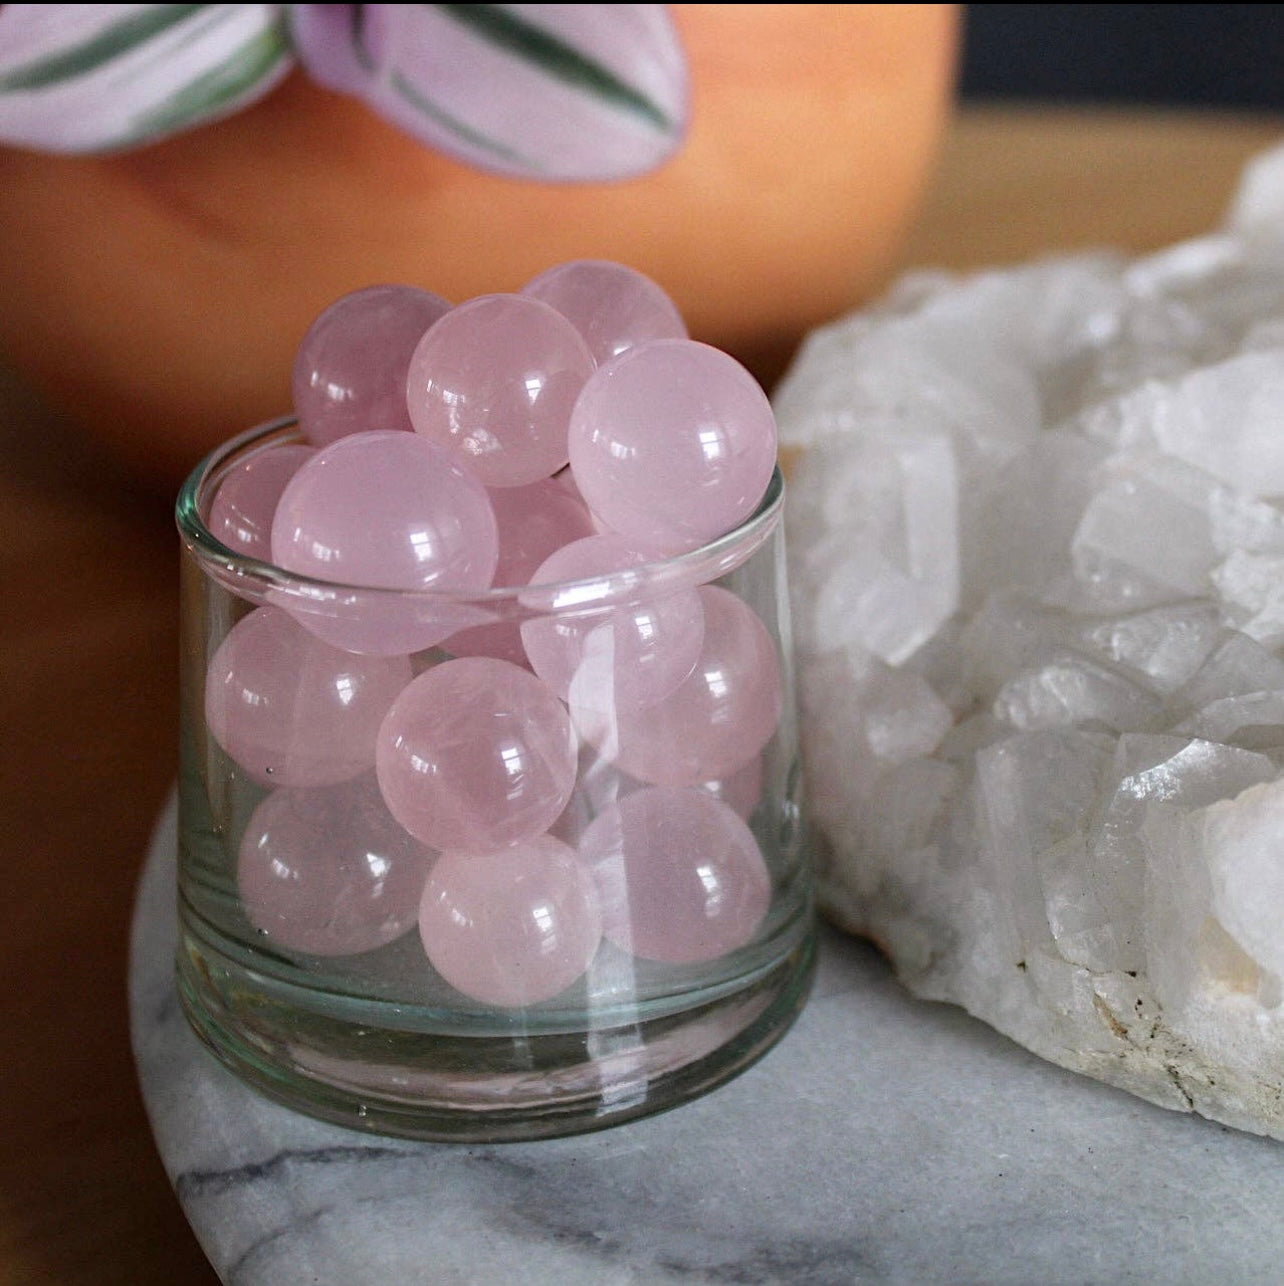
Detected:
left=0, top=3, right=689, bottom=180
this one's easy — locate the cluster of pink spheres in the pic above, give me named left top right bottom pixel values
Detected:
left=204, top=260, right=782, bottom=1008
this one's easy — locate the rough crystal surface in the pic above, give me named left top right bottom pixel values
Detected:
left=776, top=142, right=1284, bottom=1142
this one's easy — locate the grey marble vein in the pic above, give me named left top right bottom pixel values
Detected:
left=130, top=794, right=1284, bottom=1286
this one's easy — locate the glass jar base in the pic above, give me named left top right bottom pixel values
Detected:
left=176, top=929, right=817, bottom=1143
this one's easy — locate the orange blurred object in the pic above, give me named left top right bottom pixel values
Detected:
left=0, top=4, right=960, bottom=489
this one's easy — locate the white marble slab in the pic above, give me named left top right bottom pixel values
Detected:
left=130, top=793, right=1284, bottom=1285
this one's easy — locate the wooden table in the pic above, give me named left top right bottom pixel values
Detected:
left=2, top=105, right=1281, bottom=1285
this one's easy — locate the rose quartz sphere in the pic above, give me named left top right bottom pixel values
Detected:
left=418, top=836, right=602, bottom=1007
left=376, top=657, right=577, bottom=852
left=406, top=293, right=595, bottom=487
left=551, top=748, right=764, bottom=847
left=520, top=533, right=704, bottom=705
left=443, top=476, right=595, bottom=665
left=577, top=787, right=771, bottom=965
left=208, top=443, right=315, bottom=560
left=237, top=775, right=432, bottom=957
left=571, top=585, right=781, bottom=787
left=548, top=743, right=629, bottom=847
left=521, top=259, right=687, bottom=364
left=567, top=339, right=778, bottom=556
left=551, top=465, right=599, bottom=520
left=292, top=284, right=451, bottom=446
left=204, top=605, right=412, bottom=788
left=270, top=429, right=499, bottom=654
left=696, top=754, right=765, bottom=820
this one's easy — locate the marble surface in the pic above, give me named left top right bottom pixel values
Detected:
left=131, top=793, right=1284, bottom=1285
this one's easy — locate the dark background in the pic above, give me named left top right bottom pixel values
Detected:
left=959, top=5, right=1284, bottom=110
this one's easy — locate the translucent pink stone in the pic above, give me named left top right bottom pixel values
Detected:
left=697, top=755, right=765, bottom=820
left=237, top=776, right=432, bottom=957
left=270, top=429, right=499, bottom=654
left=567, top=339, right=778, bottom=555
left=444, top=477, right=595, bottom=664
left=551, top=747, right=763, bottom=846
left=418, top=837, right=602, bottom=1007
left=522, top=259, right=687, bottom=364
left=550, top=466, right=599, bottom=519
left=292, top=284, right=451, bottom=446
left=577, top=787, right=770, bottom=964
left=208, top=443, right=315, bottom=559
left=548, top=745, right=629, bottom=847
left=519, top=534, right=704, bottom=704
left=205, top=606, right=412, bottom=788
left=406, top=293, right=595, bottom=488
left=376, top=657, right=577, bottom=851
left=571, top=585, right=781, bottom=787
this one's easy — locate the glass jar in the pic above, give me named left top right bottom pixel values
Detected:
left=175, top=418, right=815, bottom=1142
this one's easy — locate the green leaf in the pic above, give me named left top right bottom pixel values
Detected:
left=0, top=5, right=209, bottom=92
left=389, top=67, right=538, bottom=172
left=126, top=22, right=293, bottom=145
left=0, top=4, right=294, bottom=153
left=434, top=3, right=674, bottom=131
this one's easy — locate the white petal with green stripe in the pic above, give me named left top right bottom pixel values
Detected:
left=289, top=4, right=690, bottom=183
left=0, top=4, right=294, bottom=154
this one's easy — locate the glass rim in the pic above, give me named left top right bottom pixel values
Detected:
left=175, top=416, right=785, bottom=616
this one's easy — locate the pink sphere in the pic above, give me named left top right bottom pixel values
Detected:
left=376, top=657, right=577, bottom=852
left=571, top=585, right=781, bottom=787
left=270, top=429, right=499, bottom=654
left=578, top=787, right=771, bottom=964
left=548, top=744, right=630, bottom=847
left=292, top=284, right=451, bottom=446
left=550, top=749, right=764, bottom=848
left=406, top=293, right=596, bottom=488
left=238, top=776, right=432, bottom=957
left=443, top=477, right=595, bottom=665
left=697, top=755, right=765, bottom=820
left=550, top=466, right=600, bottom=521
left=568, top=339, right=778, bottom=555
left=520, top=534, right=704, bottom=705
left=419, top=836, right=602, bottom=1007
left=521, top=259, right=687, bottom=364
left=208, top=443, right=315, bottom=560
left=204, top=605, right=412, bottom=788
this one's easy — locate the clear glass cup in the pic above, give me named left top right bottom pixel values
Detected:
left=175, top=418, right=815, bottom=1142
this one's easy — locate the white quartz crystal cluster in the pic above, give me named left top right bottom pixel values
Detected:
left=776, top=143, right=1284, bottom=1140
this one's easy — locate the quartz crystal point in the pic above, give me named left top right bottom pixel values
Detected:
left=776, top=141, right=1284, bottom=1143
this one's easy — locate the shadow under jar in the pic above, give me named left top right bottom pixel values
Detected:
left=175, top=418, right=815, bottom=1142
